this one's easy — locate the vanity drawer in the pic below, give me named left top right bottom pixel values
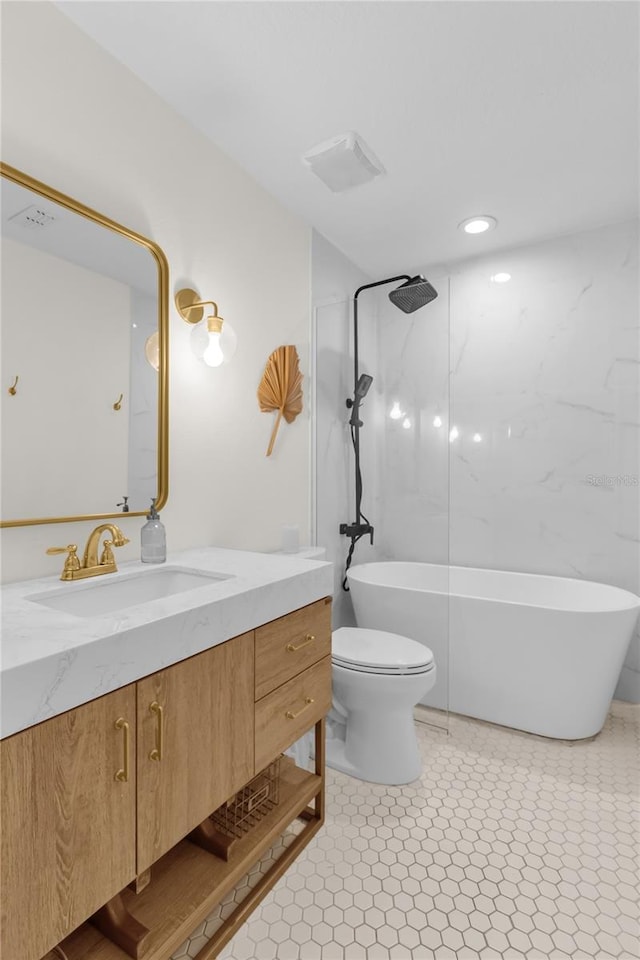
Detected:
left=255, top=598, right=332, bottom=700
left=255, top=656, right=332, bottom=770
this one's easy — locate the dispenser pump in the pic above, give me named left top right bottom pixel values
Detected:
left=141, top=498, right=166, bottom=563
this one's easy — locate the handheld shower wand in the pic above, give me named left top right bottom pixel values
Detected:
left=347, top=373, right=373, bottom=427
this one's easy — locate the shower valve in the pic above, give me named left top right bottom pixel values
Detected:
left=340, top=522, right=374, bottom=545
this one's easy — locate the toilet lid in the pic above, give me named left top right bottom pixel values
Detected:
left=332, top=627, right=434, bottom=675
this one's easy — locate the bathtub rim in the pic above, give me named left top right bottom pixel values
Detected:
left=347, top=560, right=640, bottom=615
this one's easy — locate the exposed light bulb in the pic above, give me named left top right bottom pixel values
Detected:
left=491, top=272, right=511, bottom=283
left=203, top=330, right=224, bottom=367
left=145, top=331, right=160, bottom=372
left=402, top=418, right=411, bottom=430
left=449, top=426, right=459, bottom=442
left=473, top=433, right=483, bottom=443
left=433, top=415, right=443, bottom=429
left=389, top=401, right=404, bottom=420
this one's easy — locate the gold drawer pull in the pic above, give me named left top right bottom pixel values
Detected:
left=287, top=634, right=315, bottom=653
left=149, top=701, right=164, bottom=761
left=285, top=697, right=315, bottom=720
left=115, top=717, right=130, bottom=782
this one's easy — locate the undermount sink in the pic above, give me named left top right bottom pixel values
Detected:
left=29, top=567, right=231, bottom=618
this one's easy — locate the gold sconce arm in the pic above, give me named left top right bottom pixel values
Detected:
left=175, top=288, right=220, bottom=325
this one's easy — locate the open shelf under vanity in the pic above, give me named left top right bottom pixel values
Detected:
left=50, top=755, right=323, bottom=960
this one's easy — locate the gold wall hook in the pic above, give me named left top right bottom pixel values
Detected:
left=113, top=393, right=123, bottom=411
left=8, top=376, right=18, bottom=396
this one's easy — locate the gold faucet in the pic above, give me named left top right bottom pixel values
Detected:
left=47, top=524, right=130, bottom=581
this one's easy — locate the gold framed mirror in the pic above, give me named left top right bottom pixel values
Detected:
left=0, top=163, right=169, bottom=527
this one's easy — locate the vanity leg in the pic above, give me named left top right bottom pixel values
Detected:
left=314, top=717, right=325, bottom=821
left=189, top=817, right=236, bottom=861
left=299, top=718, right=326, bottom=822
left=90, top=892, right=150, bottom=958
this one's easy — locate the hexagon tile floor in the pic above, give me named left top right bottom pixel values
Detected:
left=173, top=702, right=639, bottom=960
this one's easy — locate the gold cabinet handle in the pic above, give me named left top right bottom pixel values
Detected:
left=285, top=697, right=315, bottom=720
left=286, top=634, right=315, bottom=653
left=149, top=701, right=164, bottom=761
left=115, top=717, right=130, bottom=782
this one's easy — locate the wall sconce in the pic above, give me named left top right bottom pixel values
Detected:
left=175, top=287, right=237, bottom=367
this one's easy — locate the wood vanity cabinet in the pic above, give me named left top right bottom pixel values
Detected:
left=0, top=685, right=137, bottom=960
left=136, top=631, right=255, bottom=872
left=1, top=598, right=331, bottom=960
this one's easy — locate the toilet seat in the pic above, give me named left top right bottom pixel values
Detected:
left=332, top=627, right=434, bottom=676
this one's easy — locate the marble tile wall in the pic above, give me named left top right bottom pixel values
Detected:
left=374, top=220, right=639, bottom=702
left=374, top=273, right=450, bottom=566
left=448, top=221, right=639, bottom=702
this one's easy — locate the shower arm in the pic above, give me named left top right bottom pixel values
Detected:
left=341, top=275, right=411, bottom=541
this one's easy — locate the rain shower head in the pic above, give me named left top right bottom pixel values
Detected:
left=388, top=276, right=438, bottom=313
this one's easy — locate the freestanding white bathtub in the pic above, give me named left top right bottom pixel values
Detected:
left=347, top=562, right=640, bottom=740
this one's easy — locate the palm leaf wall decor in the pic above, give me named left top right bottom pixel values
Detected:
left=257, top=345, right=303, bottom=457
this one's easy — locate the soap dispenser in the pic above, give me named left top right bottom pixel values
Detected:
left=141, top=498, right=166, bottom=564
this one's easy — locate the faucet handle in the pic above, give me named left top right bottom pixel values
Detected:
left=46, top=544, right=81, bottom=580
left=100, top=540, right=115, bottom=565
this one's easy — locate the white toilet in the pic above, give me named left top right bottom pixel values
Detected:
left=326, top=627, right=436, bottom=785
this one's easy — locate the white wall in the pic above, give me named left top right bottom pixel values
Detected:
left=0, top=2, right=311, bottom=582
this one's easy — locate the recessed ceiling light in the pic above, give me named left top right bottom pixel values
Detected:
left=459, top=215, right=497, bottom=235
left=491, top=272, right=511, bottom=283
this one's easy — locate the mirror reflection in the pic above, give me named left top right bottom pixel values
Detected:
left=0, top=166, right=168, bottom=526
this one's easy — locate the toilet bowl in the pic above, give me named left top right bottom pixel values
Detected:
left=326, top=627, right=436, bottom=785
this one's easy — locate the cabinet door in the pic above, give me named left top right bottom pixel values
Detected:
left=0, top=686, right=137, bottom=960
left=136, top=631, right=255, bottom=872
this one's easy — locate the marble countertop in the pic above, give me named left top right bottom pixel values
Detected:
left=0, top=547, right=333, bottom=739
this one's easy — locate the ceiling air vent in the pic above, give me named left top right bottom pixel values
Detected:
left=8, top=204, right=56, bottom=229
left=303, top=132, right=385, bottom=193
